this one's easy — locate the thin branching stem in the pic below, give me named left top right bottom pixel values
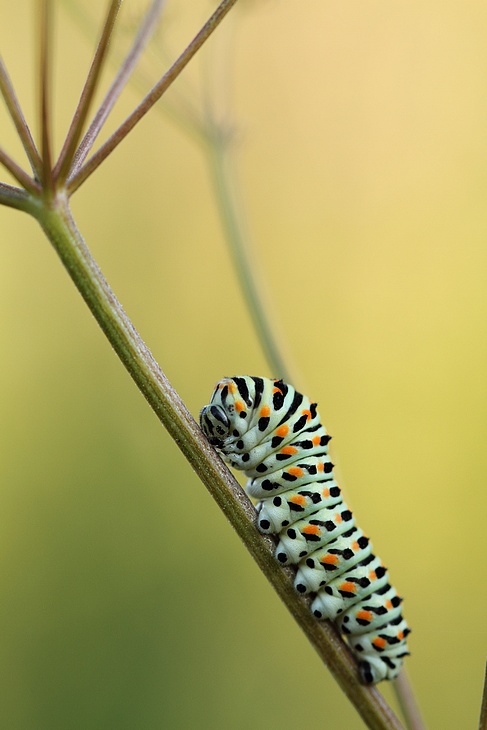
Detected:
left=54, top=0, right=123, bottom=184
left=39, top=0, right=53, bottom=191
left=29, top=194, right=404, bottom=730
left=205, top=132, right=295, bottom=383
left=479, top=661, right=487, bottom=730
left=64, top=0, right=206, bottom=148
left=0, top=147, right=41, bottom=194
left=67, top=0, right=239, bottom=195
left=0, top=182, right=35, bottom=212
left=0, top=57, right=42, bottom=179
left=70, top=0, right=167, bottom=176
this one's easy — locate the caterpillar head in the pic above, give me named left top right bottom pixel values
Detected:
left=199, top=404, right=230, bottom=447
left=200, top=377, right=254, bottom=448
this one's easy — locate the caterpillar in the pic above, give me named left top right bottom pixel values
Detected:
left=200, top=376, right=410, bottom=684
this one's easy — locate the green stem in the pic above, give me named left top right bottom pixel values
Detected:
left=30, top=194, right=404, bottom=730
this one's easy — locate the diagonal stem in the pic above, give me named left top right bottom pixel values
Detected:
left=392, top=670, right=427, bottom=730
left=67, top=0, right=239, bottom=195
left=479, top=661, right=487, bottom=730
left=70, top=0, right=167, bottom=177
left=54, top=0, right=123, bottom=185
left=0, top=147, right=41, bottom=194
left=0, top=56, right=42, bottom=179
left=31, top=194, right=405, bottom=730
left=0, top=181, right=35, bottom=212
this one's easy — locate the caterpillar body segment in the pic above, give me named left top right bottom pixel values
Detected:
left=294, top=526, right=372, bottom=595
left=254, top=478, right=342, bottom=534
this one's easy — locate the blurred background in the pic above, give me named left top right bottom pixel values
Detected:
left=0, top=1, right=486, bottom=728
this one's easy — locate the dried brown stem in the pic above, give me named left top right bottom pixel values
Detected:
left=0, top=56, right=42, bottom=178
left=39, top=0, right=54, bottom=191
left=0, top=181, right=35, bottom=212
left=0, top=147, right=41, bottom=194
left=54, top=0, right=123, bottom=184
left=67, top=0, right=239, bottom=195
left=71, top=0, right=167, bottom=176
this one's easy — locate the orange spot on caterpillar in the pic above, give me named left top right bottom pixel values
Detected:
left=312, top=435, right=321, bottom=446
left=397, top=631, right=404, bottom=640
left=289, top=467, right=304, bottom=477
left=356, top=610, right=373, bottom=623
left=321, top=554, right=339, bottom=565
left=322, top=488, right=330, bottom=498
left=302, top=525, right=320, bottom=536
left=281, top=446, right=298, bottom=456
left=335, top=513, right=342, bottom=523
left=276, top=425, right=289, bottom=438
left=340, top=582, right=357, bottom=594
left=369, top=571, right=377, bottom=581
left=260, top=405, right=270, bottom=418
left=317, top=463, right=325, bottom=472
left=386, top=600, right=393, bottom=609
left=352, top=541, right=359, bottom=551
left=235, top=401, right=245, bottom=412
left=372, top=637, right=387, bottom=650
left=289, top=495, right=306, bottom=506
left=302, top=409, right=312, bottom=420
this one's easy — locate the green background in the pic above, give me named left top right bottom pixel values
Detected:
left=0, top=1, right=486, bottom=728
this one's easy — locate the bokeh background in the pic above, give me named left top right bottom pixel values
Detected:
left=1, top=1, right=486, bottom=728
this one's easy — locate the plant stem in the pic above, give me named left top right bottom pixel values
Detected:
left=31, top=194, right=404, bottom=730
left=70, top=0, right=167, bottom=176
left=0, top=182, right=35, bottom=212
left=67, top=0, right=240, bottom=194
left=393, top=670, right=427, bottom=730
left=205, top=132, right=296, bottom=383
left=54, top=0, right=123, bottom=184
left=479, top=661, right=487, bottom=730
left=0, top=57, right=42, bottom=178
left=39, top=0, right=53, bottom=191
left=0, top=148, right=41, bottom=194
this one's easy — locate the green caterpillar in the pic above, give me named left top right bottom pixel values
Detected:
left=200, top=376, right=410, bottom=684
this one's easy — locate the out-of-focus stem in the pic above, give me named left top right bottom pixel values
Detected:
left=206, top=134, right=295, bottom=382
left=393, top=670, right=427, bottom=730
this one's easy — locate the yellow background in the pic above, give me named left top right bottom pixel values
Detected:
left=0, top=1, right=486, bottom=728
